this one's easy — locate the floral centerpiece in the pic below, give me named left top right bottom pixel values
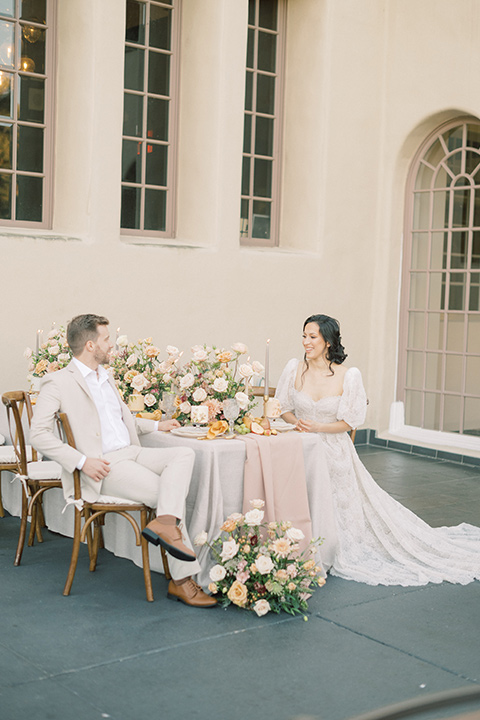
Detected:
left=194, top=500, right=325, bottom=617
left=109, top=337, right=182, bottom=413
left=25, top=326, right=72, bottom=382
left=173, top=344, right=263, bottom=424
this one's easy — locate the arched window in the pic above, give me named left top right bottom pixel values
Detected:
left=399, top=119, right=480, bottom=437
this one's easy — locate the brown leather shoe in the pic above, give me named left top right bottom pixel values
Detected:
left=142, top=517, right=196, bottom=562
left=168, top=579, right=218, bottom=608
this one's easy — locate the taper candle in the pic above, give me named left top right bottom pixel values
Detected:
left=265, top=339, right=270, bottom=397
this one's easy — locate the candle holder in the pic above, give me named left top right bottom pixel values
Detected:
left=261, top=395, right=271, bottom=431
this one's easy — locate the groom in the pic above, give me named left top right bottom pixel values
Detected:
left=30, top=313, right=216, bottom=608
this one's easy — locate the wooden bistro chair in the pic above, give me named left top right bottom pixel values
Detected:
left=55, top=412, right=170, bottom=602
left=1, top=391, right=63, bottom=565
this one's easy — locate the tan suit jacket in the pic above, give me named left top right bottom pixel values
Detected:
left=30, top=361, right=157, bottom=502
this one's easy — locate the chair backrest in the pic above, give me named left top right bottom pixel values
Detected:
left=55, top=412, right=82, bottom=501
left=251, top=386, right=276, bottom=398
left=1, top=391, right=36, bottom=472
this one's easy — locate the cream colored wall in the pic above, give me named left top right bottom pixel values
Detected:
left=2, top=0, right=480, bottom=438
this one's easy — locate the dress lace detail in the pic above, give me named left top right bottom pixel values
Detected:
left=275, top=359, right=480, bottom=586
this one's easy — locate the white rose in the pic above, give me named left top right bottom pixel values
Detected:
left=47, top=329, right=59, bottom=339
left=179, top=401, right=192, bottom=414
left=213, top=377, right=228, bottom=392
left=49, top=344, right=60, bottom=356
left=250, top=499, right=265, bottom=509
left=220, top=539, right=239, bottom=561
left=23, top=347, right=32, bottom=358
left=253, top=599, right=271, bottom=617
left=238, top=363, right=254, bottom=379
left=131, top=373, right=149, bottom=391
left=286, top=527, right=305, bottom=542
left=162, top=373, right=172, bottom=383
left=58, top=353, right=70, bottom=363
left=193, top=349, right=208, bottom=362
left=252, top=361, right=265, bottom=375
left=209, top=564, right=227, bottom=582
left=228, top=512, right=244, bottom=523
left=179, top=373, right=195, bottom=389
left=194, top=531, right=208, bottom=546
left=166, top=345, right=179, bottom=356
left=144, top=393, right=156, bottom=407
left=117, top=335, right=128, bottom=347
left=231, top=342, right=248, bottom=354
left=157, top=360, right=172, bottom=372
left=126, top=353, right=137, bottom=367
left=235, top=391, right=249, bottom=410
left=193, top=387, right=207, bottom=402
left=191, top=345, right=204, bottom=354
left=245, top=508, right=264, bottom=526
left=255, top=555, right=274, bottom=574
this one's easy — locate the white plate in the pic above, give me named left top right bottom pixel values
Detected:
left=270, top=420, right=296, bottom=432
left=170, top=427, right=208, bottom=438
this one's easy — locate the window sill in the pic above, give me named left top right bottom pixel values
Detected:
left=120, top=235, right=214, bottom=250
left=0, top=229, right=82, bottom=243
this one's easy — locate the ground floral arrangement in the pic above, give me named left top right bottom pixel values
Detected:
left=194, top=500, right=325, bottom=617
left=25, top=328, right=265, bottom=425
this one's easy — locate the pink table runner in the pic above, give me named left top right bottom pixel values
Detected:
left=241, top=432, right=312, bottom=552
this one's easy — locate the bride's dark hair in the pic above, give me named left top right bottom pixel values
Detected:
left=302, top=314, right=348, bottom=377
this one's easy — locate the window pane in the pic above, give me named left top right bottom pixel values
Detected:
left=0, top=171, right=11, bottom=217
left=445, top=150, right=462, bottom=175
left=145, top=143, right=167, bottom=186
left=448, top=272, right=465, bottom=311
left=444, top=354, right=463, bottom=392
left=424, top=138, right=445, bottom=166
left=409, top=272, right=427, bottom=309
left=17, top=123, right=43, bottom=171
left=465, top=150, right=480, bottom=176
left=443, top=394, right=462, bottom=433
left=126, top=0, right=145, bottom=44
left=467, top=124, right=480, bottom=150
left=147, top=96, right=168, bottom=141
left=150, top=5, right=171, bottom=51
left=248, top=0, right=255, bottom=25
left=257, top=31, right=276, bottom=73
left=148, top=50, right=169, bottom=96
left=413, top=192, right=430, bottom=230
left=241, top=156, right=250, bottom=196
left=428, top=272, right=444, bottom=310
left=405, top=390, right=423, bottom=426
left=452, top=188, right=470, bottom=227
left=245, top=70, right=253, bottom=111
left=246, top=27, right=254, bottom=69
left=444, top=125, right=463, bottom=152
left=256, top=73, right=275, bottom=115
left=406, top=351, right=423, bottom=388
left=431, top=191, right=448, bottom=229
left=414, top=162, right=433, bottom=190
left=121, top=185, right=141, bottom=229
left=469, top=272, right=480, bottom=311
left=20, top=0, right=46, bottom=23
left=0, top=21, right=14, bottom=68
left=18, top=74, right=44, bottom=122
left=0, top=1, right=14, bottom=18
left=243, top=113, right=252, bottom=153
left=467, top=315, right=480, bottom=353
left=434, top=164, right=453, bottom=189
left=450, top=231, right=467, bottom=268
left=122, top=139, right=142, bottom=183
left=123, top=92, right=143, bottom=137
left=411, top=233, right=428, bottom=269
left=464, top=397, right=480, bottom=436
left=426, top=313, right=445, bottom=351
left=255, top=115, right=273, bottom=157
left=0, top=121, right=11, bottom=167
left=424, top=392, right=441, bottom=430
left=407, top=311, right=425, bottom=348
left=144, top=188, right=166, bottom=231
left=430, top=231, right=447, bottom=269
left=259, top=0, right=277, bottom=30
left=253, top=157, right=272, bottom=197
left=474, top=188, right=480, bottom=227
left=446, top=313, right=464, bottom=351
left=240, top=198, right=249, bottom=238
left=20, top=25, right=45, bottom=74
left=252, top=199, right=270, bottom=239
left=425, top=353, right=443, bottom=390
left=16, top=173, right=41, bottom=220
left=472, top=232, right=480, bottom=269
left=0, top=71, right=13, bottom=116
left=465, top=356, right=480, bottom=395
left=124, top=46, right=144, bottom=92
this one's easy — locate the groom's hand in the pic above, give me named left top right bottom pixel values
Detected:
left=82, top=457, right=111, bottom=482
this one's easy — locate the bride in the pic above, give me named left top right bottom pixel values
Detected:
left=275, top=313, right=480, bottom=586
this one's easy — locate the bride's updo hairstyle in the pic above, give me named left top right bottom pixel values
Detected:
left=303, top=314, right=347, bottom=376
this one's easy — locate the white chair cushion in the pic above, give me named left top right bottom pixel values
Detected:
left=0, top=433, right=5, bottom=445
left=27, top=460, right=62, bottom=480
left=96, top=494, right=142, bottom=505
left=0, top=445, right=33, bottom=464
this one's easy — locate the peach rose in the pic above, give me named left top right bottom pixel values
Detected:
left=287, top=582, right=296, bottom=592
left=208, top=583, right=218, bottom=594
left=275, top=569, right=289, bottom=582
left=145, top=346, right=160, bottom=357
left=250, top=499, right=265, bottom=509
left=220, top=518, right=238, bottom=533
left=227, top=580, right=248, bottom=607
left=34, top=359, right=48, bottom=375
left=217, top=351, right=233, bottom=363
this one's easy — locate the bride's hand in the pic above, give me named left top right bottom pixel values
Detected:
left=296, top=419, right=320, bottom=433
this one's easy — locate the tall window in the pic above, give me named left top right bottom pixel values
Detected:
left=0, top=0, right=52, bottom=226
left=240, top=0, right=285, bottom=246
left=400, top=120, right=480, bottom=436
left=121, top=0, right=177, bottom=236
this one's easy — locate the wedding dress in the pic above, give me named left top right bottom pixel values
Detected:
left=275, top=359, right=480, bottom=586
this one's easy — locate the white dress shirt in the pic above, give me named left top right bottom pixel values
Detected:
left=72, top=357, right=131, bottom=467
